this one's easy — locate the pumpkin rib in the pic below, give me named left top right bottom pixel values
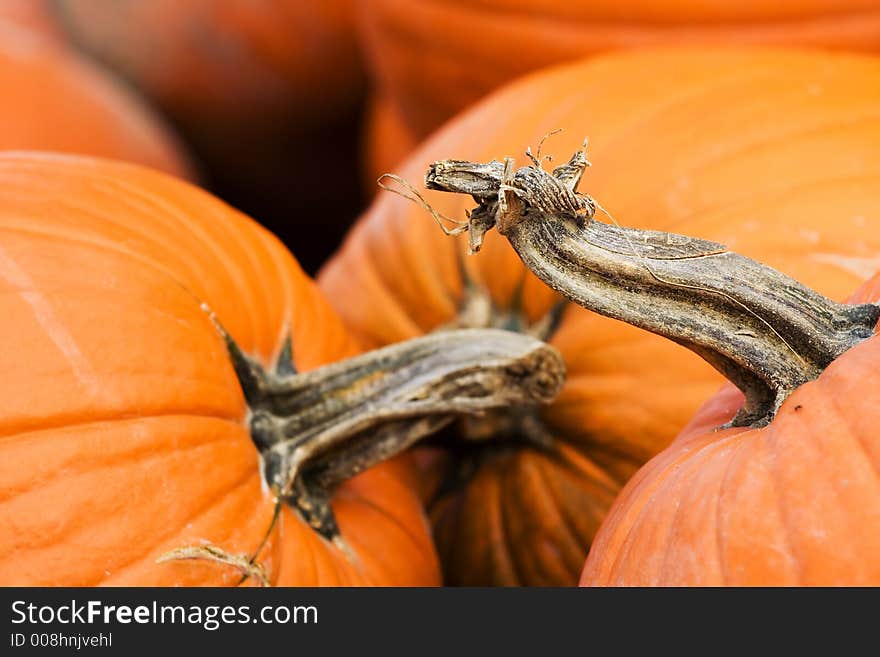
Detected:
left=0, top=412, right=245, bottom=445
left=0, top=416, right=247, bottom=502
left=819, top=364, right=880, bottom=482
left=81, top=172, right=273, bottom=351
left=644, top=118, right=880, bottom=226
left=1, top=155, right=317, bottom=363
left=543, top=454, right=619, bottom=536
left=712, top=432, right=748, bottom=586
left=499, top=457, right=540, bottom=584
left=368, top=216, right=459, bottom=335
left=763, top=412, right=815, bottom=586
left=253, top=227, right=298, bottom=364
left=639, top=433, right=731, bottom=584
left=0, top=242, right=100, bottom=399
left=586, top=432, right=718, bottom=583
left=661, top=110, right=880, bottom=177
left=80, top=471, right=264, bottom=587
left=331, top=493, right=430, bottom=586
left=659, top=173, right=880, bottom=240
left=323, top=540, right=355, bottom=587
left=0, top=185, right=259, bottom=343
left=0, top=377, right=243, bottom=433
left=541, top=450, right=611, bottom=541
left=103, top=480, right=275, bottom=587
left=606, top=59, right=779, bottom=137
left=582, top=70, right=855, bottom=212
left=530, top=456, right=587, bottom=578
left=787, top=407, right=874, bottom=580
left=338, top=236, right=427, bottom=344
left=334, top=487, right=433, bottom=577
left=471, top=471, right=514, bottom=584
left=689, top=433, right=749, bottom=585
left=10, top=436, right=259, bottom=553
left=53, top=161, right=273, bottom=334
left=4, top=433, right=257, bottom=548
left=301, top=514, right=323, bottom=584
left=550, top=445, right=626, bottom=503
left=613, top=433, right=745, bottom=584
left=429, top=485, right=466, bottom=583
left=0, top=222, right=222, bottom=308
left=497, top=456, right=543, bottom=583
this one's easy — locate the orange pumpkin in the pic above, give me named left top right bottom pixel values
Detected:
left=581, top=274, right=880, bottom=586
left=0, top=0, right=61, bottom=40
left=363, top=92, right=418, bottom=194
left=55, top=0, right=364, bottom=134
left=360, top=0, right=880, bottom=154
left=0, top=21, right=191, bottom=180
left=320, top=48, right=880, bottom=585
left=0, top=152, right=439, bottom=586
left=53, top=0, right=367, bottom=274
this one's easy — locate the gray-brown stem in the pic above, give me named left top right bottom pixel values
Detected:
left=222, top=327, right=565, bottom=540
left=421, top=144, right=880, bottom=428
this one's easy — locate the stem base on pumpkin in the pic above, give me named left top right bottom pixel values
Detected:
left=223, top=327, right=566, bottom=540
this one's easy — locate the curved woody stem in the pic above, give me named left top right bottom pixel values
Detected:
left=420, top=142, right=880, bottom=428
left=221, top=326, right=565, bottom=541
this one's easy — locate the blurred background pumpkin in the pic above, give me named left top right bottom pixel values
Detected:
left=6, top=0, right=877, bottom=272
left=51, top=0, right=367, bottom=273
left=0, top=0, right=61, bottom=40
left=358, top=0, right=880, bottom=180
left=0, top=19, right=191, bottom=180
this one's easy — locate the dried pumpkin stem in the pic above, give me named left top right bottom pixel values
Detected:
left=157, top=545, right=271, bottom=587
left=221, top=327, right=565, bottom=541
left=418, top=143, right=880, bottom=428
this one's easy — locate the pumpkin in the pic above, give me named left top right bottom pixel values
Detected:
left=363, top=92, right=418, bottom=194
left=580, top=275, right=880, bottom=586
left=360, top=0, right=880, bottom=142
left=0, top=0, right=61, bottom=40
left=53, top=0, right=367, bottom=274
left=54, top=0, right=364, bottom=133
left=0, top=152, right=444, bottom=586
left=0, top=21, right=191, bottom=180
left=320, top=48, right=880, bottom=585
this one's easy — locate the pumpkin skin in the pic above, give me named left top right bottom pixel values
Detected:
left=54, top=0, right=364, bottom=134
left=320, top=48, right=880, bottom=585
left=580, top=276, right=880, bottom=586
left=363, top=92, right=418, bottom=194
left=0, top=21, right=191, bottom=180
left=360, top=0, right=880, bottom=140
left=0, top=153, right=439, bottom=586
left=0, top=0, right=61, bottom=40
